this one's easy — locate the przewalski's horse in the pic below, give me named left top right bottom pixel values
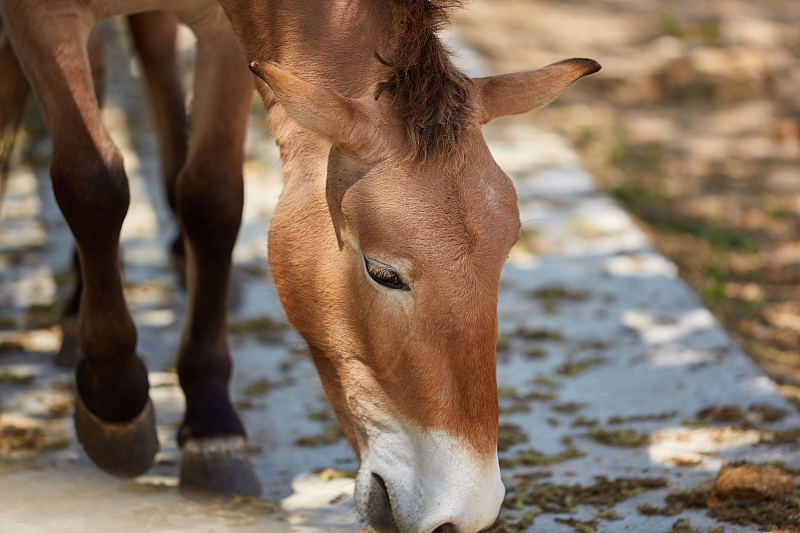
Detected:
left=0, top=0, right=599, bottom=531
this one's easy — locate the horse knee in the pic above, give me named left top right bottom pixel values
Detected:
left=50, top=144, right=129, bottom=249
left=176, top=161, right=243, bottom=256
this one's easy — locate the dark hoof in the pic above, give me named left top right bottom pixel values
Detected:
left=179, top=436, right=262, bottom=499
left=55, top=315, right=81, bottom=368
left=74, top=395, right=159, bottom=478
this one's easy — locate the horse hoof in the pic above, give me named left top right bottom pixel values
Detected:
left=179, top=436, right=262, bottom=498
left=74, top=395, right=158, bottom=478
left=55, top=316, right=81, bottom=368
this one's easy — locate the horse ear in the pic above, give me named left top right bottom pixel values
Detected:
left=474, top=58, right=600, bottom=124
left=249, top=60, right=373, bottom=152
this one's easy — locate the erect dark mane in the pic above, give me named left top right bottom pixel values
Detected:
left=376, top=0, right=474, bottom=160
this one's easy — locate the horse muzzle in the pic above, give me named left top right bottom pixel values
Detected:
left=353, top=424, right=504, bottom=533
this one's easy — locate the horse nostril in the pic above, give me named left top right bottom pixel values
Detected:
left=366, top=473, right=397, bottom=531
left=432, top=523, right=460, bottom=533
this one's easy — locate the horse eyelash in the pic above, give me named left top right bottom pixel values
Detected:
left=368, top=263, right=393, bottom=279
left=364, top=258, right=409, bottom=290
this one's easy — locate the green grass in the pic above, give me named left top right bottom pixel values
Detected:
left=657, top=8, right=688, bottom=41
left=498, top=423, right=529, bottom=452
left=499, top=445, right=585, bottom=469
left=656, top=219, right=757, bottom=254
left=0, top=371, right=34, bottom=386
left=295, top=423, right=343, bottom=447
left=611, top=184, right=669, bottom=210
left=703, top=258, right=730, bottom=308
left=557, top=358, right=603, bottom=377
left=588, top=428, right=650, bottom=447
left=243, top=379, right=276, bottom=397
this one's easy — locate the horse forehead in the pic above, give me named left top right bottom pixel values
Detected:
left=349, top=170, right=516, bottom=253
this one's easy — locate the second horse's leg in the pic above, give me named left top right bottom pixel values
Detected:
left=174, top=27, right=258, bottom=497
left=127, top=11, right=189, bottom=283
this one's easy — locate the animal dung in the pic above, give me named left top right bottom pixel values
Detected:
left=708, top=465, right=796, bottom=508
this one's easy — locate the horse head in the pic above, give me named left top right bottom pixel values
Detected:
left=251, top=57, right=599, bottom=533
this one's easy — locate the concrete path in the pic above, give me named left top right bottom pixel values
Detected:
left=1, top=19, right=799, bottom=533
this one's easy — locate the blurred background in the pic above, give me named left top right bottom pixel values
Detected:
left=456, top=0, right=800, bottom=404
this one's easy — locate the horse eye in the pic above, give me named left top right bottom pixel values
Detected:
left=364, top=257, right=409, bottom=291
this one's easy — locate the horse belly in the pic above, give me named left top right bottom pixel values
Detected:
left=87, top=0, right=224, bottom=35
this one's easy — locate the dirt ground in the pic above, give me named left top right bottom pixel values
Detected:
left=455, top=0, right=800, bottom=401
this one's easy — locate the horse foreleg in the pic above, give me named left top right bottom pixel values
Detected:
left=55, top=249, right=83, bottom=367
left=0, top=1, right=157, bottom=476
left=59, top=13, right=189, bottom=367
left=127, top=11, right=189, bottom=283
left=173, top=28, right=258, bottom=497
left=55, top=29, right=105, bottom=368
